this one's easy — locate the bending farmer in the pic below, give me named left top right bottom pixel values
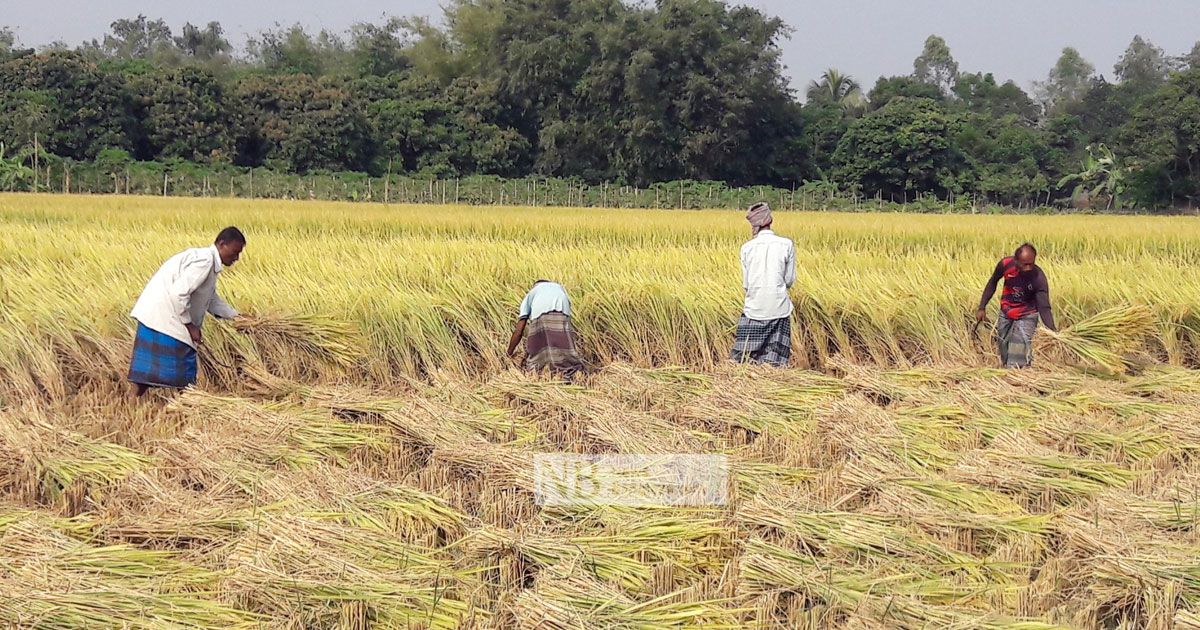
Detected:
left=731, top=202, right=796, bottom=367
left=976, top=242, right=1056, bottom=368
left=506, top=280, right=584, bottom=379
left=128, top=226, right=246, bottom=397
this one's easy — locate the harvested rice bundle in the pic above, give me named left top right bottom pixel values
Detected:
left=739, top=538, right=1060, bottom=629
left=1126, top=367, right=1200, bottom=397
left=1043, top=305, right=1154, bottom=373
left=512, top=567, right=739, bottom=629
left=329, top=483, right=470, bottom=538
left=825, top=355, right=917, bottom=404
left=464, top=518, right=727, bottom=592
left=231, top=311, right=364, bottom=368
left=489, top=376, right=713, bottom=454
left=733, top=461, right=815, bottom=496
left=951, top=435, right=1138, bottom=505
left=166, top=389, right=388, bottom=470
left=1095, top=491, right=1200, bottom=531
left=861, top=470, right=1053, bottom=541
left=0, top=410, right=153, bottom=508
left=1062, top=519, right=1200, bottom=604
left=464, top=527, right=655, bottom=591
left=221, top=512, right=479, bottom=628
left=738, top=496, right=983, bottom=571
left=0, top=507, right=259, bottom=629
left=93, top=475, right=257, bottom=545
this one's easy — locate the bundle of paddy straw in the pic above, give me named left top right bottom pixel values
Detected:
left=231, top=312, right=363, bottom=368
left=1043, top=304, right=1155, bottom=373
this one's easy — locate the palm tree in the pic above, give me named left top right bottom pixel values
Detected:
left=806, top=68, right=865, bottom=111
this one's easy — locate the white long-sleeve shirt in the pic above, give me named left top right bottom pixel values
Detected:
left=130, top=245, right=239, bottom=347
left=739, top=229, right=796, bottom=321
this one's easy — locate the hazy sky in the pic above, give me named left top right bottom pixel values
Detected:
left=4, top=0, right=1200, bottom=94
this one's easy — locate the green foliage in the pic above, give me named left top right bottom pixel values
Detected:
left=1120, top=69, right=1200, bottom=208
left=0, top=52, right=134, bottom=160
left=0, top=143, right=34, bottom=190
left=354, top=73, right=527, bottom=176
left=175, top=22, right=232, bottom=64
left=98, top=15, right=175, bottom=61
left=953, top=73, right=1039, bottom=122
left=129, top=67, right=235, bottom=162
left=867, top=76, right=943, bottom=111
left=912, top=35, right=959, bottom=95
left=807, top=68, right=864, bottom=112
left=1114, top=35, right=1173, bottom=94
left=1057, top=144, right=1126, bottom=209
left=246, top=24, right=348, bottom=76
left=833, top=98, right=966, bottom=200
left=958, top=114, right=1055, bottom=204
left=233, top=74, right=370, bottom=172
left=1, top=10, right=1197, bottom=209
left=1035, top=47, right=1096, bottom=113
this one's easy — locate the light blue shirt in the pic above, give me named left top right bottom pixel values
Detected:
left=519, top=282, right=571, bottom=321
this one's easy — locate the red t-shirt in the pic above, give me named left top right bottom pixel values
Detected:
left=990, top=256, right=1051, bottom=320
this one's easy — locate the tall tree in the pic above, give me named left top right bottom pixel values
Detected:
left=912, top=35, right=959, bottom=95
left=867, top=75, right=943, bottom=110
left=806, top=68, right=864, bottom=111
left=0, top=27, right=14, bottom=59
left=834, top=97, right=966, bottom=199
left=232, top=74, right=370, bottom=172
left=174, top=22, right=231, bottom=63
left=954, top=72, right=1039, bottom=122
left=130, top=67, right=235, bottom=162
left=1114, top=35, right=1172, bottom=93
left=247, top=24, right=348, bottom=75
left=1034, top=47, right=1096, bottom=113
left=99, top=15, right=176, bottom=60
left=1185, top=42, right=1200, bottom=71
left=1120, top=69, right=1200, bottom=207
left=0, top=52, right=135, bottom=160
left=350, top=18, right=411, bottom=77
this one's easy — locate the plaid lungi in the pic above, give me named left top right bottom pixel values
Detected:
left=997, top=313, right=1039, bottom=368
left=525, top=312, right=584, bottom=377
left=731, top=316, right=791, bottom=367
left=128, top=322, right=197, bottom=388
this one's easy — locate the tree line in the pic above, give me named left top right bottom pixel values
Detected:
left=2, top=1, right=1199, bottom=210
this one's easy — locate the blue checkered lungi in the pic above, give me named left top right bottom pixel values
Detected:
left=128, top=322, right=197, bottom=388
left=731, top=316, right=792, bottom=367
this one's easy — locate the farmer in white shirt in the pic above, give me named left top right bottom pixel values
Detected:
left=731, top=203, right=796, bottom=367
left=128, top=226, right=246, bottom=398
left=505, top=280, right=584, bottom=379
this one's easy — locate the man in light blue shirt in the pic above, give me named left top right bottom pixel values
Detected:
left=732, top=203, right=796, bottom=367
left=506, top=280, right=585, bottom=378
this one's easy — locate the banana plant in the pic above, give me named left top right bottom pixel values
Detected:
left=1057, top=143, right=1126, bottom=210
left=0, top=143, right=35, bottom=191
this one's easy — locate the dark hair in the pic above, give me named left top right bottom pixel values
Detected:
left=1014, top=242, right=1037, bottom=258
left=215, top=226, right=246, bottom=245
left=533, top=279, right=550, bottom=286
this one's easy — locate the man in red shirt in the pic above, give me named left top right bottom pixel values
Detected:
left=976, top=243, right=1057, bottom=368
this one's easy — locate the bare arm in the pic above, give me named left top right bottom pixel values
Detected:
left=506, top=318, right=528, bottom=357
left=977, top=261, right=1004, bottom=312
left=1034, top=272, right=1056, bottom=331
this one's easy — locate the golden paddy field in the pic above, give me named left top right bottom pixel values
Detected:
left=1, top=194, right=1200, bottom=628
